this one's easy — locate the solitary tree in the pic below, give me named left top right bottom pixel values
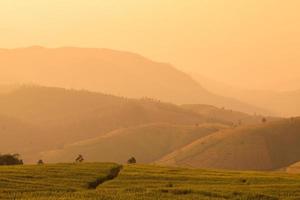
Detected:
left=37, top=159, right=44, bottom=165
left=127, top=157, right=136, bottom=164
left=75, top=154, right=84, bottom=163
left=262, top=117, right=267, bottom=123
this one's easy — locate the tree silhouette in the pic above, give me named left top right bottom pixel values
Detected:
left=75, top=154, right=84, bottom=163
left=37, top=159, right=44, bottom=165
left=0, top=154, right=23, bottom=165
left=127, top=157, right=136, bottom=164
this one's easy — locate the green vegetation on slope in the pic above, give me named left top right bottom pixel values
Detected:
left=98, top=165, right=300, bottom=200
left=0, top=163, right=119, bottom=199
left=1, top=163, right=300, bottom=200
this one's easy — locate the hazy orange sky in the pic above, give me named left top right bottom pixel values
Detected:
left=1, top=0, right=300, bottom=91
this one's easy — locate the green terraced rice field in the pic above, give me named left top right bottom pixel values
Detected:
left=1, top=163, right=300, bottom=200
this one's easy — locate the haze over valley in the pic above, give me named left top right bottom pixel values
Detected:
left=1, top=1, right=300, bottom=199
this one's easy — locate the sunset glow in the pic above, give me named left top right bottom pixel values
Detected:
left=1, top=0, right=300, bottom=90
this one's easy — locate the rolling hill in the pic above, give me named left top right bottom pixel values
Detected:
left=158, top=118, right=300, bottom=170
left=286, top=161, right=300, bottom=174
left=0, top=85, right=207, bottom=160
left=0, top=85, right=241, bottom=162
left=0, top=85, right=272, bottom=163
left=0, top=46, right=268, bottom=115
left=40, top=123, right=227, bottom=163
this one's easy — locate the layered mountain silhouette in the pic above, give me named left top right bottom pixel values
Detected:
left=0, top=45, right=296, bottom=170
left=1, top=85, right=298, bottom=171
left=0, top=85, right=271, bottom=163
left=0, top=85, right=206, bottom=156
left=0, top=46, right=268, bottom=115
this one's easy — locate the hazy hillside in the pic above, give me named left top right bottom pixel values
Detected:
left=190, top=73, right=300, bottom=117
left=0, top=115, right=45, bottom=156
left=158, top=118, right=300, bottom=170
left=0, top=85, right=211, bottom=139
left=0, top=85, right=287, bottom=165
left=287, top=161, right=300, bottom=173
left=241, top=89, right=300, bottom=117
left=0, top=85, right=231, bottom=161
left=0, top=47, right=268, bottom=114
left=182, top=104, right=278, bottom=126
left=0, top=84, right=18, bottom=94
left=41, top=123, right=227, bottom=163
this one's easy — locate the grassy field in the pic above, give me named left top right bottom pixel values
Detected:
left=1, top=163, right=300, bottom=200
left=0, top=163, right=120, bottom=200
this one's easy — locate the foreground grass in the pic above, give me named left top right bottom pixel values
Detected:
left=98, top=165, right=300, bottom=200
left=1, top=163, right=300, bottom=199
left=0, top=163, right=120, bottom=199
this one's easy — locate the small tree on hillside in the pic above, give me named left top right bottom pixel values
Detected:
left=75, top=154, right=84, bottom=163
left=262, top=117, right=267, bottom=123
left=127, top=157, right=136, bottom=164
left=37, top=159, right=44, bottom=165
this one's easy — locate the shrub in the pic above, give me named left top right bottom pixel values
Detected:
left=127, top=157, right=136, bottom=164
left=240, top=178, right=247, bottom=183
left=37, top=159, right=44, bottom=165
left=0, top=154, right=23, bottom=166
left=75, top=154, right=84, bottom=163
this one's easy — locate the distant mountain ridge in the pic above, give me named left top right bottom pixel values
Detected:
left=190, top=73, right=300, bottom=117
left=181, top=104, right=278, bottom=126
left=0, top=46, right=269, bottom=115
